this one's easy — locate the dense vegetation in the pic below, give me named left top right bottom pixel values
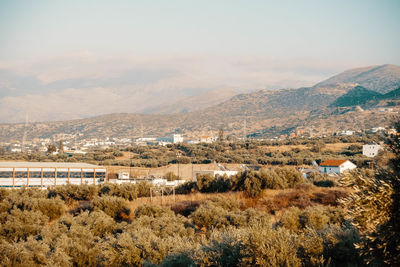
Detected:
left=0, top=183, right=359, bottom=266
left=178, top=167, right=306, bottom=198
left=340, top=120, right=400, bottom=265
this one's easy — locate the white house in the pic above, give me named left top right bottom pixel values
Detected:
left=173, top=134, right=184, bottom=143
left=320, top=159, right=357, bottom=175
left=340, top=130, right=354, bottom=136
left=371, top=127, right=385, bottom=133
left=362, top=144, right=382, bottom=157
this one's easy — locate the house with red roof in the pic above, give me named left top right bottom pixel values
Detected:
left=319, top=159, right=356, bottom=175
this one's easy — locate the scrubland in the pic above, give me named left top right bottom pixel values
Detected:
left=0, top=167, right=384, bottom=266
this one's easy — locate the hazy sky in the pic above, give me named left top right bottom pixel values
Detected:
left=0, top=0, right=399, bottom=122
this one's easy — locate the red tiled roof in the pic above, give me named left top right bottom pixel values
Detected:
left=320, top=159, right=348, bottom=167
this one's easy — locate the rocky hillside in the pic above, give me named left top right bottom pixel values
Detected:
left=314, top=64, right=400, bottom=94
left=0, top=64, right=399, bottom=141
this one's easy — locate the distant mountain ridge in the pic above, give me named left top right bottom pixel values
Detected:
left=314, top=64, right=400, bottom=93
left=0, top=64, right=399, bottom=141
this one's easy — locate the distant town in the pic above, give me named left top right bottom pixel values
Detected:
left=0, top=124, right=395, bottom=156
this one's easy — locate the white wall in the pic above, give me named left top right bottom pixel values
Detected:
left=363, top=144, right=381, bottom=157
left=339, top=161, right=357, bottom=173
left=320, top=166, right=340, bottom=175
left=320, top=161, right=356, bottom=175
left=173, top=134, right=183, bottom=143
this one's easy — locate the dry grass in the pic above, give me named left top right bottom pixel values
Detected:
left=323, top=142, right=361, bottom=152
left=126, top=192, right=228, bottom=213
left=259, top=142, right=361, bottom=153
left=64, top=184, right=350, bottom=221
left=123, top=186, right=350, bottom=221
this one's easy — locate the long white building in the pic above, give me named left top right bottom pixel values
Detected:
left=0, top=162, right=106, bottom=188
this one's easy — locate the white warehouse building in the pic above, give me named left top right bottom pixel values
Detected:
left=0, top=162, right=106, bottom=188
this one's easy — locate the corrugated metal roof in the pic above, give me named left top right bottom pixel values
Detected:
left=320, top=159, right=348, bottom=167
left=0, top=162, right=104, bottom=168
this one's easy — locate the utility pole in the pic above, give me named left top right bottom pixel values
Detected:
left=243, top=119, right=247, bottom=140
left=176, top=152, right=180, bottom=179
left=368, top=161, right=374, bottom=170
left=22, top=113, right=29, bottom=153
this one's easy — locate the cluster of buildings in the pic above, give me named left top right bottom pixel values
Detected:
left=0, top=139, right=386, bottom=189
left=300, top=143, right=383, bottom=177
left=0, top=160, right=240, bottom=189
left=273, top=125, right=396, bottom=140
left=0, top=133, right=223, bottom=155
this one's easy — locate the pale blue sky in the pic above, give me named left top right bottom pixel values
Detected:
left=0, top=0, right=399, bottom=62
left=0, top=0, right=399, bottom=123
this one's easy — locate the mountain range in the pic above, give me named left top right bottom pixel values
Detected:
left=0, top=64, right=399, bottom=142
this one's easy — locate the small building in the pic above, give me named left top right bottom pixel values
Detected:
left=200, top=136, right=216, bottom=143
left=298, top=167, right=319, bottom=178
left=0, top=162, right=106, bottom=188
left=173, top=134, right=184, bottom=144
left=340, top=130, right=354, bottom=136
left=362, top=144, right=382, bottom=157
left=118, top=172, right=130, bottom=180
left=371, top=127, right=385, bottom=133
left=152, top=178, right=186, bottom=186
left=320, top=159, right=356, bottom=175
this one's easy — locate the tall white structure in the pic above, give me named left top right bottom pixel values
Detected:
left=320, top=159, right=356, bottom=175
left=362, top=144, right=382, bottom=157
left=173, top=134, right=183, bottom=143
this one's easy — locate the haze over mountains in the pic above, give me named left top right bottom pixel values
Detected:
left=0, top=64, right=399, bottom=142
left=0, top=55, right=323, bottom=123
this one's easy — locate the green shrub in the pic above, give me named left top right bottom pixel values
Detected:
left=48, top=184, right=99, bottom=204
left=0, top=209, right=48, bottom=241
left=99, top=183, right=138, bottom=200
left=134, top=205, right=174, bottom=218
left=90, top=196, right=131, bottom=221
left=279, top=207, right=302, bottom=233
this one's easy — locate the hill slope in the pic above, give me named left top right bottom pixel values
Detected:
left=0, top=64, right=399, bottom=141
left=142, top=88, right=241, bottom=114
left=331, top=86, right=382, bottom=107
left=314, top=64, right=400, bottom=93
